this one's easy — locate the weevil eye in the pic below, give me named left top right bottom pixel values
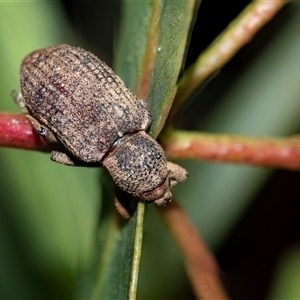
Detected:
left=37, top=126, right=47, bottom=136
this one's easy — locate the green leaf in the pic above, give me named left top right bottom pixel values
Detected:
left=75, top=176, right=145, bottom=300
left=147, top=1, right=199, bottom=136
left=116, top=0, right=199, bottom=137
left=92, top=1, right=198, bottom=299
left=114, top=1, right=155, bottom=92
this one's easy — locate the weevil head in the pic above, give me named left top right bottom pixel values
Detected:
left=139, top=161, right=188, bottom=206
left=139, top=177, right=173, bottom=206
left=103, top=131, right=188, bottom=206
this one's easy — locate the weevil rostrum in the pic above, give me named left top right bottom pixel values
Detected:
left=12, top=44, right=188, bottom=215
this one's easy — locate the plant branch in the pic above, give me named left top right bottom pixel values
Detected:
left=0, top=112, right=48, bottom=151
left=169, top=0, right=288, bottom=119
left=2, top=113, right=299, bottom=171
left=163, top=129, right=300, bottom=170
left=158, top=200, right=229, bottom=300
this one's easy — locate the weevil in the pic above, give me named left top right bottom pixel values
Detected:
left=12, top=44, right=188, bottom=215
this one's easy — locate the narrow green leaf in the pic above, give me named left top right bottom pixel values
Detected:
left=114, top=1, right=155, bottom=92
left=75, top=176, right=145, bottom=300
left=90, top=178, right=136, bottom=299
left=147, top=1, right=199, bottom=136
left=116, top=0, right=199, bottom=137
left=96, top=1, right=199, bottom=299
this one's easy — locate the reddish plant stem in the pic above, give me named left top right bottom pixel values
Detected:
left=0, top=112, right=48, bottom=151
left=163, top=130, right=300, bottom=170
left=170, top=0, right=288, bottom=118
left=158, top=201, right=229, bottom=300
left=2, top=113, right=300, bottom=171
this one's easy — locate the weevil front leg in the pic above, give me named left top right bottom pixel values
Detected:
left=11, top=90, right=29, bottom=113
left=114, top=187, right=137, bottom=219
left=153, top=190, right=172, bottom=207
left=50, top=151, right=76, bottom=166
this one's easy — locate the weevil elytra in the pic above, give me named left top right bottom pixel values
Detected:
left=13, top=44, right=188, bottom=215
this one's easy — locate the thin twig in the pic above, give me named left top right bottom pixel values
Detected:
left=170, top=0, right=288, bottom=119
left=0, top=112, right=48, bottom=151
left=158, top=200, right=229, bottom=300
left=163, top=130, right=300, bottom=170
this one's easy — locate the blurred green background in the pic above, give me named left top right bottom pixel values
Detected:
left=1, top=1, right=300, bottom=299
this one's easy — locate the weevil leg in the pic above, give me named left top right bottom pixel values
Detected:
left=114, top=196, right=131, bottom=219
left=167, top=161, right=188, bottom=187
left=11, top=91, right=29, bottom=113
left=153, top=190, right=172, bottom=207
left=114, top=187, right=138, bottom=219
left=51, top=151, right=76, bottom=166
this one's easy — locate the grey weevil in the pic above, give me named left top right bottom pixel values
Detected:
left=12, top=44, right=188, bottom=214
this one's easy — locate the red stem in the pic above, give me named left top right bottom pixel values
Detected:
left=163, top=131, right=300, bottom=170
left=2, top=112, right=300, bottom=172
left=158, top=201, right=229, bottom=300
left=0, top=112, right=48, bottom=151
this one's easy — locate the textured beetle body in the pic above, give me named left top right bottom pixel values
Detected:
left=20, top=45, right=151, bottom=162
left=15, top=44, right=188, bottom=210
